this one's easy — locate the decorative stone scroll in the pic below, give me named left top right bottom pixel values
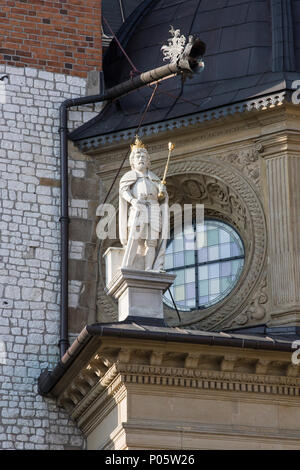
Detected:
left=166, top=173, right=248, bottom=232
left=230, top=274, right=268, bottom=327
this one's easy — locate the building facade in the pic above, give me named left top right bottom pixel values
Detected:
left=2, top=0, right=300, bottom=450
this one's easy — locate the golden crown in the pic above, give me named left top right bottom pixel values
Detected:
left=130, top=135, right=146, bottom=151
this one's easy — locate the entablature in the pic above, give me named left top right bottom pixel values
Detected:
left=50, top=334, right=298, bottom=428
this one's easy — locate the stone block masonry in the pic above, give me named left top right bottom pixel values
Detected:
left=0, top=0, right=102, bottom=77
left=0, top=63, right=99, bottom=449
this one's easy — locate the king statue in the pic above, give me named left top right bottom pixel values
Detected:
left=119, top=136, right=169, bottom=272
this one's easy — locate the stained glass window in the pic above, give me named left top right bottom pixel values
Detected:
left=163, top=220, right=245, bottom=311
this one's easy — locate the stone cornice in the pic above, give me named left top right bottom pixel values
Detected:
left=256, top=131, right=300, bottom=159
left=55, top=339, right=299, bottom=427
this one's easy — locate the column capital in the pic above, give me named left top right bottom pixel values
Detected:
left=257, top=132, right=300, bottom=160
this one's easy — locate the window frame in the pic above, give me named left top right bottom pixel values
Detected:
left=164, top=218, right=245, bottom=311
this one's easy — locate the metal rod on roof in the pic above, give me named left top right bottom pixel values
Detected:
left=119, top=0, right=125, bottom=23
left=103, top=15, right=139, bottom=73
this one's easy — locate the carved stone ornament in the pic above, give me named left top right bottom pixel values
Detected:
left=219, top=143, right=263, bottom=188
left=96, top=151, right=267, bottom=331
left=231, top=274, right=269, bottom=327
left=161, top=26, right=187, bottom=64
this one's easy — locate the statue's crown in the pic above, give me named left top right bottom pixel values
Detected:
left=130, top=135, right=146, bottom=151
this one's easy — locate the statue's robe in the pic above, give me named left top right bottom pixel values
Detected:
left=119, top=170, right=169, bottom=271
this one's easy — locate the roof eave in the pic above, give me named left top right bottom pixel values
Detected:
left=71, top=89, right=288, bottom=154
left=38, top=318, right=294, bottom=398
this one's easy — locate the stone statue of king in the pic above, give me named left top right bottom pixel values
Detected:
left=119, top=136, right=169, bottom=272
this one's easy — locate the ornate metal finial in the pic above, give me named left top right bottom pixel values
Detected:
left=161, top=26, right=187, bottom=64
left=130, top=135, right=146, bottom=151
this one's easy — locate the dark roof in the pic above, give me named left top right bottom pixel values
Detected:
left=71, top=0, right=300, bottom=148
left=102, top=0, right=143, bottom=37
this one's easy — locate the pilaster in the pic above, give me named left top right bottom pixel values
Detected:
left=261, top=133, right=300, bottom=325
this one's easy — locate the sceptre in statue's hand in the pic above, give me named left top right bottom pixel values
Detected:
left=158, top=142, right=175, bottom=201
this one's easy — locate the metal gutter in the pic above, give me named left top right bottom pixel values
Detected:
left=39, top=320, right=293, bottom=397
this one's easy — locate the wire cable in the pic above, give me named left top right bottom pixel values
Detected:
left=102, top=81, right=159, bottom=205
left=103, top=15, right=140, bottom=75
left=167, top=287, right=182, bottom=324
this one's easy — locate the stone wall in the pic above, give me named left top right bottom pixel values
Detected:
left=0, top=64, right=99, bottom=449
left=68, top=144, right=102, bottom=334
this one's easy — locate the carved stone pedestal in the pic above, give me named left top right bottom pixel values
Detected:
left=105, top=267, right=176, bottom=321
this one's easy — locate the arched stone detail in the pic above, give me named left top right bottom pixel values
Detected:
left=152, top=155, right=267, bottom=331
left=96, top=154, right=267, bottom=331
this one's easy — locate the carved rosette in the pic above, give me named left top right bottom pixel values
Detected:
left=96, top=150, right=267, bottom=331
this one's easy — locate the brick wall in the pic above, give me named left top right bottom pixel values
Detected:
left=0, top=0, right=102, bottom=77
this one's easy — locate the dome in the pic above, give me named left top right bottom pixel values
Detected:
left=71, top=0, right=300, bottom=149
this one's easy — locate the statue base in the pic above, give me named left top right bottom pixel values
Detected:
left=105, top=267, right=176, bottom=322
